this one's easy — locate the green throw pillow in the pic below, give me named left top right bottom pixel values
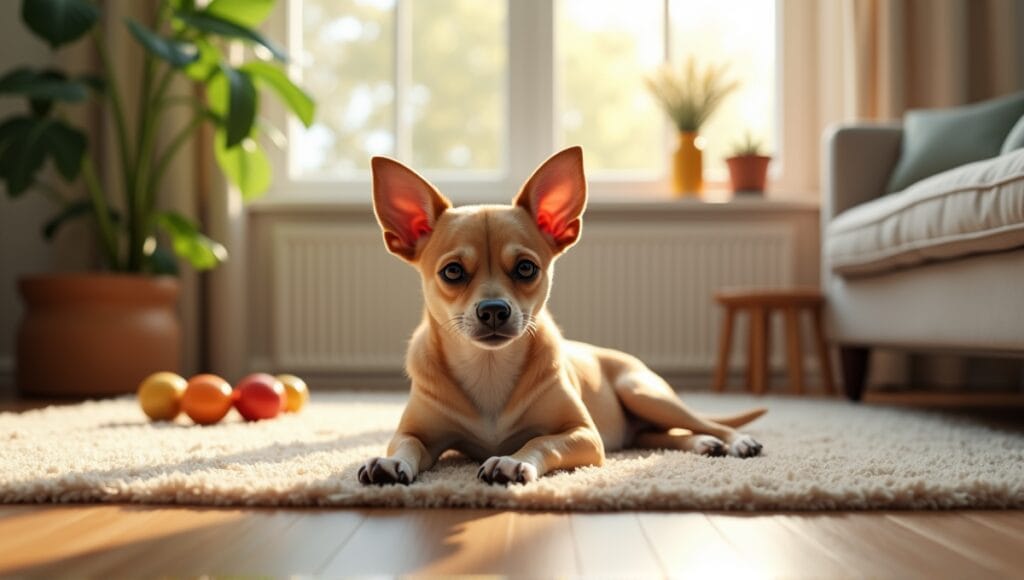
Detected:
left=1002, top=114, right=1024, bottom=154
left=887, top=91, right=1024, bottom=193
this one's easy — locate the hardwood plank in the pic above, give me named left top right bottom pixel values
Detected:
left=167, top=509, right=302, bottom=576
left=502, top=511, right=578, bottom=577
left=708, top=513, right=849, bottom=578
left=886, top=512, right=1023, bottom=576
left=71, top=508, right=248, bottom=578
left=637, top=512, right=759, bottom=577
left=0, top=506, right=120, bottom=566
left=777, top=513, right=994, bottom=579
left=320, top=508, right=514, bottom=576
left=570, top=512, right=662, bottom=577
left=963, top=511, right=1024, bottom=539
left=222, top=509, right=364, bottom=576
left=0, top=506, right=242, bottom=577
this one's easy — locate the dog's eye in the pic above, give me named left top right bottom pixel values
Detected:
left=439, top=262, right=466, bottom=283
left=514, top=259, right=538, bottom=281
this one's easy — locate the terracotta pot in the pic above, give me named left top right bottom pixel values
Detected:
left=726, top=155, right=771, bottom=193
left=672, top=131, right=703, bottom=197
left=16, top=274, right=181, bottom=397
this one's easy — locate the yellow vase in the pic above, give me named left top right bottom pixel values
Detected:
left=672, top=131, right=703, bottom=197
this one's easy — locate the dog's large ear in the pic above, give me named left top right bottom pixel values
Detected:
left=513, top=146, right=587, bottom=254
left=371, top=157, right=451, bottom=261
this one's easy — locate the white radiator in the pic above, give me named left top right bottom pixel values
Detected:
left=271, top=222, right=794, bottom=373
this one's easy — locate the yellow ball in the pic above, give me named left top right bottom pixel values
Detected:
left=137, top=372, right=187, bottom=421
left=276, top=373, right=309, bottom=413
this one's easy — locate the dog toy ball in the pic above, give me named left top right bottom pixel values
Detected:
left=276, top=373, right=309, bottom=413
left=233, top=373, right=285, bottom=421
left=137, top=371, right=187, bottom=421
left=182, top=374, right=233, bottom=425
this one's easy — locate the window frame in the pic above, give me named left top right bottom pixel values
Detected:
left=259, top=0, right=790, bottom=205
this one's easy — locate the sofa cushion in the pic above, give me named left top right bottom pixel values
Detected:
left=886, top=92, right=1024, bottom=193
left=1002, top=114, right=1024, bottom=154
left=827, top=150, right=1024, bottom=277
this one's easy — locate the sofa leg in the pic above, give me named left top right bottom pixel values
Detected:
left=839, top=347, right=870, bottom=402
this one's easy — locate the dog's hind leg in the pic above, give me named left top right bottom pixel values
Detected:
left=634, top=430, right=730, bottom=457
left=613, top=370, right=764, bottom=458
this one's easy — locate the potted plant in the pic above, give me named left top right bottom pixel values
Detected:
left=2, top=0, right=314, bottom=396
left=725, top=133, right=771, bottom=194
left=645, top=58, right=738, bottom=197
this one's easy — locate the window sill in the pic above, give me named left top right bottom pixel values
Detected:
left=246, top=192, right=820, bottom=215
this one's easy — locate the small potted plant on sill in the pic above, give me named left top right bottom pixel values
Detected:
left=1, top=0, right=315, bottom=396
left=725, top=133, right=771, bottom=194
left=645, top=57, right=738, bottom=197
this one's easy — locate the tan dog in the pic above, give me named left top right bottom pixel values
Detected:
left=359, top=146, right=765, bottom=486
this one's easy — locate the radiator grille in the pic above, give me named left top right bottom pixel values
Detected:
left=272, top=222, right=794, bottom=372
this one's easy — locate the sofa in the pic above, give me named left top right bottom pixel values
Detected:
left=822, top=109, right=1024, bottom=400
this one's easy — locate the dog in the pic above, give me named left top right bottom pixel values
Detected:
left=359, top=146, right=765, bottom=486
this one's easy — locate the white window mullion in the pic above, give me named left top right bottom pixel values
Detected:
left=508, top=0, right=556, bottom=184
left=393, top=0, right=413, bottom=161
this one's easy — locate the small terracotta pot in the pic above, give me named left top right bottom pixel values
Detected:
left=16, top=274, right=181, bottom=397
left=726, top=155, right=771, bottom=193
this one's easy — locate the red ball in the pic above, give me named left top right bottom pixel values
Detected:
left=233, top=373, right=285, bottom=421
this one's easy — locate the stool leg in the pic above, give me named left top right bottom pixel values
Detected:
left=748, top=306, right=768, bottom=394
left=713, top=306, right=735, bottom=392
left=784, top=306, right=805, bottom=394
left=812, top=306, right=836, bottom=394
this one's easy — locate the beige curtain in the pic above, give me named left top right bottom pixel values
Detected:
left=821, top=0, right=1023, bottom=123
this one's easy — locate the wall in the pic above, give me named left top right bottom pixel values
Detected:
left=0, top=4, right=94, bottom=393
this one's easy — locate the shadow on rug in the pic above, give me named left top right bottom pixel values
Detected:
left=2, top=392, right=1022, bottom=510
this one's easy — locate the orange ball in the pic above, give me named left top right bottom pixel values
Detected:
left=181, top=374, right=233, bottom=425
left=137, top=372, right=187, bottom=421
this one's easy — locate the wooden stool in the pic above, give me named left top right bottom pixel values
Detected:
left=713, top=288, right=835, bottom=395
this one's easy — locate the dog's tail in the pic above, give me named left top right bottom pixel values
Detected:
left=706, top=407, right=767, bottom=428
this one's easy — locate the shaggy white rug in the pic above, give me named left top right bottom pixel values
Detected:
left=1, top=392, right=1021, bottom=510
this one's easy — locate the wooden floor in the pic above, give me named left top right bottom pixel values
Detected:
left=2, top=391, right=1023, bottom=577
left=1, top=506, right=1023, bottom=577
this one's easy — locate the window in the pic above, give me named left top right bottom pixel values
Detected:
left=276, top=0, right=777, bottom=200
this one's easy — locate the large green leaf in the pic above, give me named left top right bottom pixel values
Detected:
left=0, top=68, right=88, bottom=102
left=205, top=0, right=275, bottom=28
left=175, top=11, right=287, bottom=61
left=125, top=19, right=200, bottom=68
left=145, top=244, right=180, bottom=276
left=0, top=118, right=53, bottom=196
left=242, top=61, right=314, bottom=127
left=0, top=116, right=86, bottom=195
left=213, top=128, right=271, bottom=199
left=184, top=38, right=222, bottom=82
left=43, top=198, right=93, bottom=240
left=156, top=211, right=228, bottom=271
left=221, top=65, right=257, bottom=148
left=42, top=199, right=120, bottom=240
left=44, top=120, right=87, bottom=180
left=21, top=0, right=100, bottom=49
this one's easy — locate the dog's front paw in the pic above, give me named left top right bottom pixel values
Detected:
left=728, top=433, right=763, bottom=458
left=477, top=456, right=537, bottom=485
left=357, top=457, right=414, bottom=485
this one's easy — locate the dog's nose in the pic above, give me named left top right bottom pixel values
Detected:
left=476, top=299, right=512, bottom=329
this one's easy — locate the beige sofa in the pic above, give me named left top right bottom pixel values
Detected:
left=822, top=125, right=1024, bottom=400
